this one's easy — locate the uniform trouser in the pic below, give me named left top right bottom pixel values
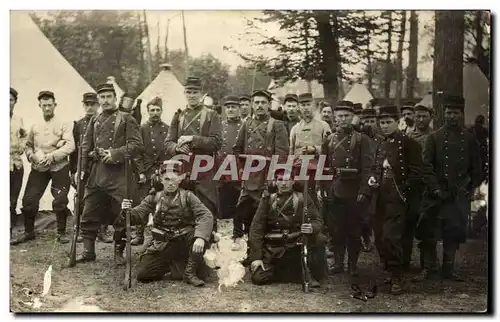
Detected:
left=21, top=165, right=71, bottom=234
left=218, top=183, right=240, bottom=219
left=328, top=196, right=364, bottom=265
left=251, top=246, right=303, bottom=285
left=401, top=190, right=422, bottom=268
left=134, top=180, right=153, bottom=237
left=233, top=193, right=260, bottom=239
left=136, top=229, right=207, bottom=282
left=374, top=183, right=406, bottom=277
left=80, top=187, right=125, bottom=241
left=194, top=191, right=218, bottom=233
left=10, top=167, right=24, bottom=229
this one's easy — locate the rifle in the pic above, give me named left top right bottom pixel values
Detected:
left=300, top=178, right=312, bottom=293
left=68, top=123, right=84, bottom=267
left=123, top=116, right=133, bottom=290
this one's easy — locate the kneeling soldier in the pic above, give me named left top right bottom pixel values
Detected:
left=249, top=169, right=323, bottom=287
left=120, top=160, right=214, bottom=286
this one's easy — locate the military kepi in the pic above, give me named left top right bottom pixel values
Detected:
left=353, top=103, right=363, bottom=115
left=334, top=100, right=354, bottom=112
left=96, top=83, right=115, bottom=94
left=251, top=89, right=273, bottom=101
left=160, top=159, right=184, bottom=177
left=298, top=93, right=313, bottom=103
left=284, top=94, right=298, bottom=103
left=148, top=96, right=163, bottom=108
left=82, top=92, right=98, bottom=103
left=414, top=104, right=433, bottom=114
left=223, top=95, right=240, bottom=106
left=239, top=94, right=251, bottom=101
left=185, top=77, right=202, bottom=90
left=442, top=94, right=465, bottom=112
left=378, top=105, right=400, bottom=119
left=361, top=108, right=377, bottom=119
left=38, top=90, right=55, bottom=100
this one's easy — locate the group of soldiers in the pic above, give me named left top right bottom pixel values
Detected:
left=9, top=75, right=486, bottom=295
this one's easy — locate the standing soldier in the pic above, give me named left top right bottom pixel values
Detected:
left=399, top=104, right=416, bottom=135
left=133, top=97, right=169, bottom=246
left=321, top=100, right=373, bottom=277
left=368, top=105, right=423, bottom=294
left=11, top=91, right=75, bottom=245
left=74, top=83, right=142, bottom=265
left=358, top=108, right=384, bottom=252
left=10, top=88, right=27, bottom=237
left=408, top=105, right=433, bottom=147
left=164, top=77, right=222, bottom=221
left=282, top=94, right=301, bottom=135
left=319, top=101, right=335, bottom=131
left=218, top=95, right=243, bottom=223
left=415, top=95, right=482, bottom=281
left=239, top=95, right=251, bottom=121
left=232, top=89, right=289, bottom=260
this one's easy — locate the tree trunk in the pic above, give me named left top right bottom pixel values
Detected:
left=433, top=10, right=465, bottom=128
left=137, top=12, right=146, bottom=93
left=142, top=10, right=153, bottom=83
left=315, top=12, right=339, bottom=105
left=384, top=11, right=393, bottom=100
left=181, top=11, right=189, bottom=75
left=395, top=11, right=407, bottom=107
left=363, top=12, right=373, bottom=93
left=474, top=11, right=484, bottom=59
left=164, top=19, right=170, bottom=60
left=406, top=10, right=418, bottom=99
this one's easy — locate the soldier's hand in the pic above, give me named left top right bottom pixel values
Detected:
left=302, top=145, right=316, bottom=155
left=101, top=150, right=113, bottom=163
left=317, top=190, right=323, bottom=203
left=40, top=155, right=53, bottom=166
left=192, top=238, right=205, bottom=253
left=432, top=189, right=443, bottom=199
left=138, top=173, right=147, bottom=184
left=368, top=176, right=379, bottom=188
left=175, top=144, right=191, bottom=155
left=357, top=194, right=368, bottom=204
left=301, top=223, right=313, bottom=235
left=121, top=199, right=133, bottom=210
left=251, top=260, right=266, bottom=273
left=178, top=135, right=194, bottom=146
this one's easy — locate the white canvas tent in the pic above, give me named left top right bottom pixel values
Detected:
left=342, top=83, right=373, bottom=108
left=11, top=11, right=94, bottom=212
left=463, top=61, right=489, bottom=126
left=106, top=76, right=124, bottom=102
left=136, top=63, right=188, bottom=125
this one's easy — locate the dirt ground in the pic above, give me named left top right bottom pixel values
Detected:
left=10, top=220, right=489, bottom=313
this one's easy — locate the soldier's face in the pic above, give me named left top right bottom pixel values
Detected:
left=284, top=101, right=299, bottom=119
left=335, top=110, right=354, bottom=129
left=162, top=175, right=181, bottom=193
left=352, top=115, right=361, bottom=125
left=148, top=105, right=163, bottom=122
left=39, top=98, right=56, bottom=119
left=299, top=101, right=314, bottom=119
left=83, top=102, right=99, bottom=116
left=276, top=179, right=293, bottom=193
left=379, top=117, right=398, bottom=136
left=10, top=93, right=16, bottom=114
left=240, top=100, right=250, bottom=117
left=444, top=108, right=463, bottom=127
left=252, top=96, right=270, bottom=116
left=321, top=106, right=333, bottom=122
left=415, top=110, right=432, bottom=130
left=98, top=91, right=117, bottom=111
left=362, top=117, right=377, bottom=129
left=402, top=110, right=415, bottom=120
left=185, top=89, right=202, bottom=106
left=225, top=103, right=240, bottom=119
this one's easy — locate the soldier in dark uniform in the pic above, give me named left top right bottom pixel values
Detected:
left=359, top=108, right=384, bottom=252
left=121, top=160, right=214, bottom=286
left=249, top=169, right=323, bottom=287
left=218, top=96, right=243, bottom=227
left=282, top=94, right=301, bottom=135
left=321, top=100, right=373, bottom=276
left=415, top=95, right=482, bottom=281
left=132, top=96, right=169, bottom=245
left=368, top=105, right=423, bottom=294
left=232, top=89, right=289, bottom=263
left=74, top=83, right=142, bottom=265
left=239, top=95, right=251, bottom=121
left=164, top=77, right=222, bottom=222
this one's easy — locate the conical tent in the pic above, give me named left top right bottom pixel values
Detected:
left=416, top=92, right=433, bottom=109
left=106, top=76, right=124, bottom=102
left=136, top=63, right=188, bottom=125
left=343, top=84, right=373, bottom=108
left=463, top=62, right=489, bottom=126
left=10, top=11, right=94, bottom=212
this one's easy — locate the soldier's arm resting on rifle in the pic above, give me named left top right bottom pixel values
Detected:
left=469, top=136, right=483, bottom=190
left=357, top=134, right=374, bottom=199
left=121, top=194, right=156, bottom=226
left=190, top=112, right=223, bottom=154
left=188, top=191, right=214, bottom=243
left=249, top=195, right=270, bottom=262
left=109, top=115, right=142, bottom=164
left=69, top=121, right=79, bottom=175
left=80, top=117, right=96, bottom=173
left=273, top=120, right=290, bottom=155
left=305, top=196, right=322, bottom=234
left=45, top=122, right=75, bottom=163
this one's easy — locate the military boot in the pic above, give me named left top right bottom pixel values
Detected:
left=131, top=225, right=145, bottom=246
left=11, top=211, right=36, bottom=245
left=97, top=225, right=113, bottom=243
left=442, top=243, right=464, bottom=281
left=184, top=253, right=205, bottom=287
left=389, top=271, right=404, bottom=295
left=114, top=241, right=126, bottom=266
left=347, top=250, right=360, bottom=277
left=329, top=246, right=345, bottom=274
left=75, top=238, right=96, bottom=263
left=55, top=210, right=70, bottom=244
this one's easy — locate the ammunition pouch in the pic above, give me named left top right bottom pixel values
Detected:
left=151, top=226, right=192, bottom=241
left=264, top=230, right=301, bottom=244
left=337, top=168, right=359, bottom=180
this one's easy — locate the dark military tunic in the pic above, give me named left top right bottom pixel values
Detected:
left=408, top=127, right=432, bottom=149
left=70, top=115, right=92, bottom=175
left=127, top=189, right=214, bottom=282
left=249, top=191, right=323, bottom=285
left=371, top=131, right=423, bottom=274
left=231, top=114, right=289, bottom=239
left=79, top=109, right=142, bottom=240
left=164, top=105, right=222, bottom=216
